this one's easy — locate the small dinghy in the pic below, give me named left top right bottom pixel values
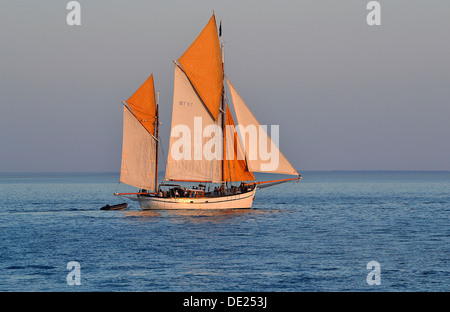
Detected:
left=100, top=203, right=128, bottom=211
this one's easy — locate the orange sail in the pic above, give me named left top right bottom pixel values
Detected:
left=120, top=105, right=157, bottom=191
left=126, top=74, right=156, bottom=134
left=178, top=15, right=223, bottom=121
left=224, top=105, right=255, bottom=182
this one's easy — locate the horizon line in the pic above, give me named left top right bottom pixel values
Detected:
left=0, top=170, right=449, bottom=174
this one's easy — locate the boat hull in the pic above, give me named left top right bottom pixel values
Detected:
left=100, top=203, right=128, bottom=210
left=136, top=188, right=256, bottom=210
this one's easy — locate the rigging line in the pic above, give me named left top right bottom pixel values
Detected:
left=121, top=102, right=157, bottom=139
left=173, top=62, right=217, bottom=122
left=114, top=181, right=121, bottom=194
left=224, top=111, right=234, bottom=184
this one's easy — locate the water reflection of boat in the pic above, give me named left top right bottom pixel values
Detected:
left=122, top=208, right=256, bottom=224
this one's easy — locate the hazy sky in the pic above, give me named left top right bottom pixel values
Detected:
left=1, top=0, right=449, bottom=172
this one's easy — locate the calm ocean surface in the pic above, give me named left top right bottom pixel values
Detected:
left=0, top=171, right=448, bottom=292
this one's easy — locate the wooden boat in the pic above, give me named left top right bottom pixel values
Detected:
left=100, top=203, right=128, bottom=211
left=114, top=14, right=301, bottom=210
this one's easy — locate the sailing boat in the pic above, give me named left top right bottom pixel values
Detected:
left=114, top=14, right=301, bottom=210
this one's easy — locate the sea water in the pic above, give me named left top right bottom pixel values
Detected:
left=0, top=171, right=448, bottom=291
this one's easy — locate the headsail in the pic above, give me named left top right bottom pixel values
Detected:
left=120, top=105, right=157, bottom=191
left=224, top=105, right=255, bottom=182
left=227, top=77, right=299, bottom=176
left=178, top=14, right=223, bottom=121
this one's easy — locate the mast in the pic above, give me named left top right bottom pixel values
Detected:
left=220, top=24, right=226, bottom=193
left=221, top=82, right=226, bottom=192
left=155, top=91, right=160, bottom=192
left=165, top=15, right=256, bottom=186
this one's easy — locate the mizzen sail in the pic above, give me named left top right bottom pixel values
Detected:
left=120, top=105, right=157, bottom=191
left=126, top=74, right=156, bottom=134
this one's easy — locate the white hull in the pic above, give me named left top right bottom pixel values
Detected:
left=135, top=188, right=257, bottom=210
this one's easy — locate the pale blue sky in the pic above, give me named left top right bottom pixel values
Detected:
left=1, top=0, right=449, bottom=172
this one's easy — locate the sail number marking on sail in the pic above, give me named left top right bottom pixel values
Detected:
left=178, top=100, right=193, bottom=107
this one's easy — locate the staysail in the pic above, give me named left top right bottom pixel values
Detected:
left=224, top=105, right=255, bottom=182
left=120, top=105, right=157, bottom=191
left=227, top=77, right=299, bottom=176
